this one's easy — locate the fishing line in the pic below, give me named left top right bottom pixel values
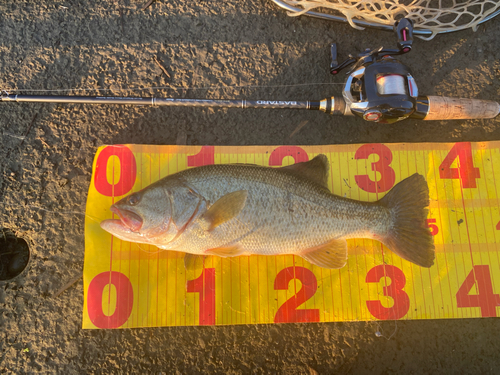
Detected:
left=374, top=321, right=398, bottom=340
left=2, top=202, right=382, bottom=264
left=1, top=133, right=26, bottom=141
left=1, top=203, right=175, bottom=257
left=1, top=82, right=343, bottom=94
left=2, top=202, right=101, bottom=224
left=2, top=200, right=384, bottom=299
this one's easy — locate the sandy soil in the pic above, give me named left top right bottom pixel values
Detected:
left=1, top=0, right=499, bottom=373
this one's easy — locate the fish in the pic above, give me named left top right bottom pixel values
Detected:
left=100, top=154, right=435, bottom=269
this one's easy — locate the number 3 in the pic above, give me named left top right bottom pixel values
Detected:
left=366, top=265, right=410, bottom=320
left=355, top=144, right=395, bottom=193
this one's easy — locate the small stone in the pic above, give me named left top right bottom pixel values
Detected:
left=198, top=338, right=206, bottom=349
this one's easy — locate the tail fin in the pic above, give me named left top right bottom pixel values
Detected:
left=378, top=173, right=435, bottom=268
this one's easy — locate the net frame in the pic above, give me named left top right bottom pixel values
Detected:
left=277, top=0, right=500, bottom=40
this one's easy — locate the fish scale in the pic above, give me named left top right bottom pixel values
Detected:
left=164, top=164, right=383, bottom=254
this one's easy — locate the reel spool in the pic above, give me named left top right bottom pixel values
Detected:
left=376, top=75, right=406, bottom=96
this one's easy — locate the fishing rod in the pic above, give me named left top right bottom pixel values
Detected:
left=1, top=19, right=499, bottom=124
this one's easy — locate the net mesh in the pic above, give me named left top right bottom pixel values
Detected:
left=282, top=0, right=500, bottom=40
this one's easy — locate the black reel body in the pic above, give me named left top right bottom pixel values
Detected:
left=343, top=56, right=418, bottom=124
left=331, top=18, right=419, bottom=124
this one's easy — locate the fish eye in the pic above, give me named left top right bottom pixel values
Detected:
left=127, top=194, right=140, bottom=206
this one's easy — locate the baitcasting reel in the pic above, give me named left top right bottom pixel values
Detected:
left=331, top=18, right=419, bottom=124
left=315, top=17, right=498, bottom=123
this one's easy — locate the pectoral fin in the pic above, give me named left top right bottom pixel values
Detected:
left=205, top=245, right=245, bottom=257
left=300, top=239, right=348, bottom=269
left=202, top=190, right=248, bottom=231
left=184, top=253, right=206, bottom=270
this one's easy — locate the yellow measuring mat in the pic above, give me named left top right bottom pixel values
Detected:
left=83, top=142, right=500, bottom=329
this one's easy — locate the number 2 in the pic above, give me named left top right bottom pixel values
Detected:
left=274, top=267, right=320, bottom=323
left=187, top=146, right=215, bottom=167
left=269, top=146, right=309, bottom=166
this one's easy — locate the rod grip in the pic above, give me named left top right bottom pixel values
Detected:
left=422, top=96, right=500, bottom=120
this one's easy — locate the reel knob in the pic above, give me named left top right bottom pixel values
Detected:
left=363, top=110, right=383, bottom=122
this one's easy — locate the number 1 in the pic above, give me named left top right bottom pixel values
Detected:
left=186, top=268, right=216, bottom=325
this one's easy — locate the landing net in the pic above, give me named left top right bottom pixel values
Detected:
left=282, top=0, right=500, bottom=39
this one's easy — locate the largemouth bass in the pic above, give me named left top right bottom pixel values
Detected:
left=100, top=155, right=435, bottom=269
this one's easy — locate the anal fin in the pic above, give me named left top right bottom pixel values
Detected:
left=300, top=239, right=348, bottom=269
left=205, top=245, right=245, bottom=257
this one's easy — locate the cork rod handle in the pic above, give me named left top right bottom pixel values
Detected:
left=424, top=96, right=500, bottom=120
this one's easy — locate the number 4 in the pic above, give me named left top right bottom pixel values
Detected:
left=456, top=265, right=500, bottom=317
left=439, top=142, right=480, bottom=188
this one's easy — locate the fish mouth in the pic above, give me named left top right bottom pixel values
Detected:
left=110, top=205, right=143, bottom=232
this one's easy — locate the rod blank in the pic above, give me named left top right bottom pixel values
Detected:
left=1, top=94, right=312, bottom=110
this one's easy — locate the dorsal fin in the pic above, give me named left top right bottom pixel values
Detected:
left=281, top=154, right=330, bottom=190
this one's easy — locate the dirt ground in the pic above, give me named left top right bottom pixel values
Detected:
left=1, top=0, right=500, bottom=373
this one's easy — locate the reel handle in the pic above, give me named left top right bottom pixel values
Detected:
left=411, top=96, right=500, bottom=120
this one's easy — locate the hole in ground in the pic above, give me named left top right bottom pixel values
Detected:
left=0, top=230, right=30, bottom=281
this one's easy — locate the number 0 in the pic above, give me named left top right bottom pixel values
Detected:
left=87, top=271, right=134, bottom=329
left=94, top=145, right=137, bottom=197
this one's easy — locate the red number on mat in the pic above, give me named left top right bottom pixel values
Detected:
left=456, top=265, right=500, bottom=317
left=426, top=219, right=439, bottom=236
left=269, top=146, right=309, bottom=166
left=274, top=266, right=320, bottom=323
left=355, top=144, right=395, bottom=193
left=186, top=268, right=216, bottom=325
left=87, top=271, right=134, bottom=329
left=187, top=146, right=215, bottom=167
left=366, top=265, right=410, bottom=320
left=94, top=145, right=137, bottom=197
left=439, top=142, right=480, bottom=188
